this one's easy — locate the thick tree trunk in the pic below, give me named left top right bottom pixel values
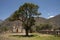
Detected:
left=25, top=29, right=29, bottom=36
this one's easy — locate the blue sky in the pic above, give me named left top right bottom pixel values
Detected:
left=0, top=0, right=60, bottom=20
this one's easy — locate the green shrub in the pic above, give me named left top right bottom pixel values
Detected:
left=0, top=26, right=9, bottom=32
left=36, top=23, right=52, bottom=32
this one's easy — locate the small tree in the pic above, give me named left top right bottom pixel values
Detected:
left=8, top=3, right=40, bottom=36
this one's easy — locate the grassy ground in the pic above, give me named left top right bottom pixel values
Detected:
left=0, top=33, right=60, bottom=40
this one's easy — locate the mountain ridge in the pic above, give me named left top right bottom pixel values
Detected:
left=0, top=14, right=60, bottom=30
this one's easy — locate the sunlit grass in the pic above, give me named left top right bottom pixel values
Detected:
left=0, top=33, right=60, bottom=40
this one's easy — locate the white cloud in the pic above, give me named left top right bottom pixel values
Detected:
left=48, top=16, right=54, bottom=19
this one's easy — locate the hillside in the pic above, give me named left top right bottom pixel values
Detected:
left=0, top=20, right=3, bottom=24
left=34, top=17, right=47, bottom=26
left=0, top=20, right=3, bottom=27
left=0, top=14, right=60, bottom=32
left=48, top=14, right=60, bottom=29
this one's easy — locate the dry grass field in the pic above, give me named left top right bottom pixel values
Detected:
left=0, top=33, right=60, bottom=40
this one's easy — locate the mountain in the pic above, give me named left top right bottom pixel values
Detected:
left=0, top=20, right=3, bottom=23
left=48, top=14, right=60, bottom=29
left=0, top=20, right=3, bottom=26
left=34, top=17, right=47, bottom=26
left=1, top=17, right=47, bottom=27
left=1, top=14, right=60, bottom=31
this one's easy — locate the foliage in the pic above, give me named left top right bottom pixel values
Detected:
left=0, top=26, right=9, bottom=32
left=8, top=3, right=40, bottom=36
left=36, top=23, right=52, bottom=32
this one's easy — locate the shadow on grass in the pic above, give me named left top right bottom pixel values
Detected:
left=9, top=35, right=38, bottom=37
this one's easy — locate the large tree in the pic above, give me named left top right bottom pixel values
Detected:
left=8, top=3, right=40, bottom=36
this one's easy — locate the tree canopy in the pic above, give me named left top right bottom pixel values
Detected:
left=8, top=3, right=41, bottom=36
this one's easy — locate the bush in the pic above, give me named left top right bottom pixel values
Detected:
left=0, top=26, right=10, bottom=32
left=36, top=23, right=52, bottom=32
